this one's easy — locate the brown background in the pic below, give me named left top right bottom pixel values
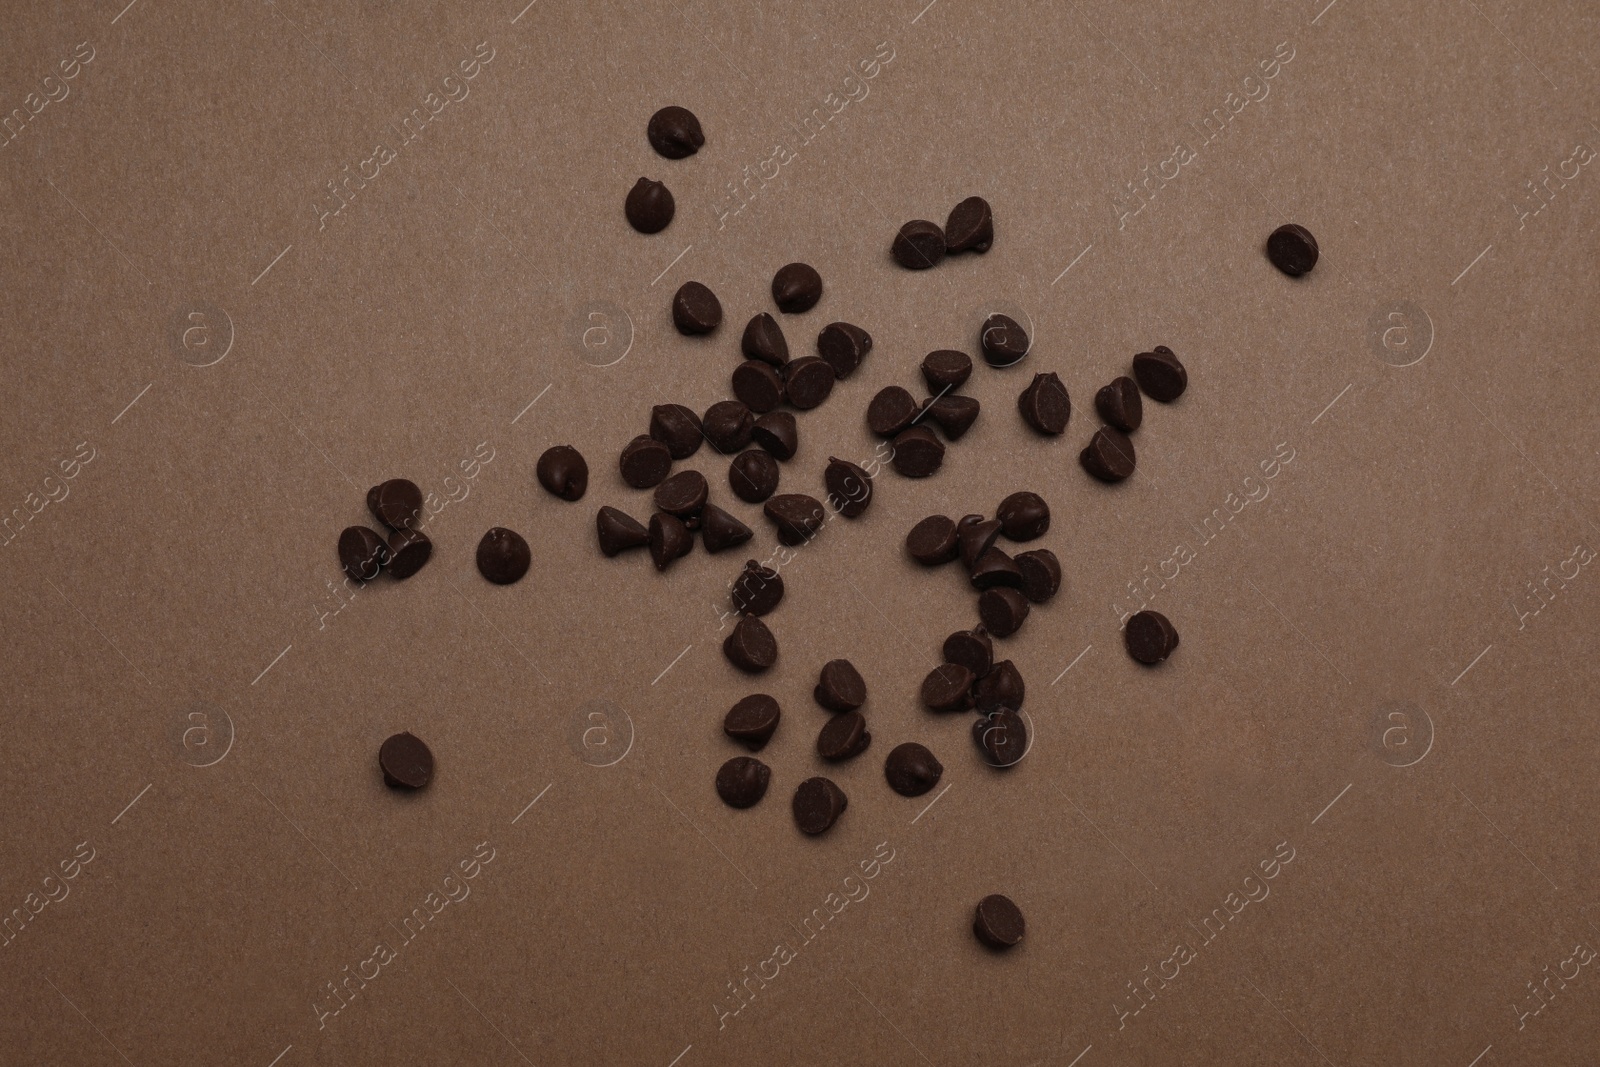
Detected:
left=2, top=0, right=1598, bottom=1064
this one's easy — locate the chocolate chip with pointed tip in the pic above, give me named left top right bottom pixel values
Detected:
left=702, top=400, right=754, bottom=453
left=339, top=526, right=388, bottom=582
left=958, top=518, right=1002, bottom=571
left=1080, top=426, right=1136, bottom=482
left=970, top=546, right=1023, bottom=590
left=814, top=659, right=866, bottom=711
left=729, top=449, right=780, bottom=503
left=751, top=411, right=798, bottom=460
left=891, top=426, right=945, bottom=477
left=723, top=614, right=778, bottom=673
left=1132, top=346, right=1187, bottom=403
left=763, top=493, right=826, bottom=545
left=1095, top=376, right=1143, bottom=432
left=973, top=893, right=1025, bottom=947
left=1015, top=549, right=1061, bottom=603
left=921, top=394, right=980, bottom=440
left=370, top=478, right=423, bottom=531
left=649, top=404, right=704, bottom=459
left=672, top=280, right=722, bottom=335
left=975, top=659, right=1025, bottom=712
left=723, top=695, right=780, bottom=751
left=906, top=515, right=959, bottom=565
left=792, top=776, right=847, bottom=834
left=476, top=527, right=531, bottom=584
left=815, top=322, right=873, bottom=378
left=921, top=349, right=973, bottom=392
left=817, top=710, right=871, bottom=762
left=945, top=196, right=994, bottom=253
left=653, top=470, right=708, bottom=518
left=921, top=663, right=976, bottom=712
left=980, top=313, right=1029, bottom=367
left=892, top=219, right=946, bottom=269
left=647, top=105, right=704, bottom=159
left=1125, top=609, right=1179, bottom=664
left=386, top=527, right=432, bottom=580
left=741, top=312, right=790, bottom=366
left=942, top=628, right=993, bottom=678
left=648, top=512, right=694, bottom=570
left=699, top=504, right=753, bottom=553
left=1017, top=372, right=1070, bottom=434
left=824, top=457, right=873, bottom=518
left=996, top=491, right=1049, bottom=541
left=771, top=262, right=822, bottom=313
left=596, top=506, right=650, bottom=556
left=978, top=587, right=1030, bottom=638
left=716, top=756, right=771, bottom=808
left=868, top=386, right=920, bottom=438
left=731, top=559, right=784, bottom=616
left=1267, top=223, right=1319, bottom=276
left=783, top=356, right=835, bottom=409
left=625, top=177, right=674, bottom=233
left=619, top=435, right=673, bottom=489
left=380, top=731, right=434, bottom=789
left=973, top=709, right=1028, bottom=768
left=884, top=743, right=943, bottom=797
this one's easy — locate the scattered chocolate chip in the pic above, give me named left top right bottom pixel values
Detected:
left=1125, top=609, right=1179, bottom=665
left=369, top=478, right=423, bottom=531
left=648, top=512, right=694, bottom=570
left=625, top=177, right=674, bottom=233
left=891, top=426, right=945, bottom=477
left=815, top=322, right=873, bottom=378
left=921, top=349, right=973, bottom=392
left=752, top=411, right=798, bottom=460
left=970, top=546, right=1023, bottom=590
left=649, top=404, right=704, bottom=459
left=700, top=504, right=753, bottom=553
left=475, top=527, right=531, bottom=584
left=716, top=756, right=771, bottom=808
left=1017, top=372, right=1070, bottom=434
left=672, top=281, right=722, bottom=335
left=921, top=663, right=976, bottom=712
left=825, top=457, right=873, bottom=518
left=619, top=435, right=673, bottom=489
left=596, top=506, right=650, bottom=557
left=973, top=893, right=1025, bottom=948
left=817, top=711, right=871, bottom=761
left=1267, top=223, right=1319, bottom=276
left=728, top=449, right=780, bottom=503
left=763, top=493, right=826, bottom=545
left=338, top=526, right=387, bottom=582
left=975, top=659, right=1025, bottom=712
left=1132, top=346, right=1187, bottom=403
left=386, top=528, right=432, bottom=580
left=703, top=400, right=755, bottom=453
left=772, top=262, right=822, bottom=314
left=783, top=357, right=835, bottom=410
left=535, top=445, right=587, bottom=501
left=996, top=491, right=1049, bottom=541
left=974, top=708, right=1028, bottom=768
left=868, top=386, right=920, bottom=438
left=731, top=560, right=784, bottom=616
left=945, top=195, right=994, bottom=253
left=978, top=587, right=1030, bottom=638
left=814, top=659, right=866, bottom=711
left=907, top=515, right=960, bottom=565
left=732, top=360, right=785, bottom=413
left=958, top=518, right=1003, bottom=570
left=654, top=470, right=708, bottom=517
left=1095, top=376, right=1143, bottom=432
left=892, top=219, right=946, bottom=269
left=741, top=312, right=790, bottom=366
left=943, top=628, right=993, bottom=678
left=921, top=395, right=980, bottom=440
left=724, top=695, right=781, bottom=751
left=1080, top=427, right=1136, bottom=482
left=380, top=731, right=434, bottom=789
left=980, top=313, right=1029, bottom=367
left=647, top=105, right=704, bottom=159
left=1015, top=549, right=1060, bottom=604
left=884, top=743, right=943, bottom=797
left=724, top=614, right=778, bottom=673
left=793, top=776, right=847, bottom=834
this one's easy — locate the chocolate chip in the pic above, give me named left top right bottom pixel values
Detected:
left=996, top=491, right=1049, bottom=541
left=1125, top=609, right=1179, bottom=665
left=943, top=628, right=993, bottom=678
left=772, top=262, right=822, bottom=314
left=379, top=731, right=434, bottom=789
left=1014, top=549, right=1060, bottom=604
left=884, top=742, right=943, bottom=797
left=763, top=493, right=826, bottom=545
left=892, top=219, right=946, bottom=269
left=970, top=547, right=1023, bottom=590
left=338, top=526, right=387, bottom=582
left=921, top=663, right=976, bottom=712
left=700, top=504, right=753, bottom=553
left=783, top=357, right=835, bottom=409
left=1095, top=376, right=1143, bottom=432
left=891, top=426, right=945, bottom=477
left=1267, top=223, right=1319, bottom=276
left=475, top=527, right=530, bottom=584
left=369, top=478, right=423, bottom=531
left=868, top=386, right=920, bottom=437
left=907, top=515, right=959, bottom=565
left=703, top=400, right=754, bottom=453
left=825, top=457, right=873, bottom=518
left=751, top=411, right=798, bottom=460
left=815, top=322, right=873, bottom=378
left=741, top=312, right=790, bottom=366
left=650, top=404, right=704, bottom=459
left=814, top=659, right=866, bottom=711
left=958, top=518, right=1002, bottom=570
left=973, top=708, right=1028, bottom=768
left=731, top=360, right=784, bottom=413
left=1017, top=372, right=1070, bottom=434
left=978, top=587, right=1030, bottom=638
left=921, top=349, right=973, bottom=392
left=654, top=470, right=708, bottom=518
left=625, top=177, right=674, bottom=233
left=945, top=195, right=994, bottom=253
left=648, top=512, right=694, bottom=570
left=716, top=756, right=771, bottom=809
left=672, top=281, right=722, bottom=335
left=1132, top=346, right=1187, bottom=403
left=647, top=105, right=704, bottom=159
left=973, top=893, right=1025, bottom=948
left=724, top=695, right=780, bottom=751
left=793, top=776, right=847, bottom=834
left=980, top=313, right=1029, bottom=367
left=724, top=614, right=777, bottom=673
left=921, top=395, right=980, bottom=440
left=975, top=659, right=1025, bottom=712
left=1080, top=427, right=1136, bottom=482
left=619, top=434, right=673, bottom=489
left=731, top=559, right=784, bottom=616
left=386, top=528, right=432, bottom=580
left=729, top=449, right=780, bottom=503
left=596, top=506, right=650, bottom=557
left=817, top=710, right=871, bottom=761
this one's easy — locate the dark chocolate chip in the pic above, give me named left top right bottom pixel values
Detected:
left=958, top=518, right=1003, bottom=571
left=647, top=105, right=704, bottom=159
left=978, top=587, right=1030, bottom=638
left=814, top=659, right=866, bottom=711
left=1132, top=346, right=1187, bottom=403
left=1080, top=427, right=1136, bottom=482
left=783, top=357, right=835, bottom=409
left=763, top=493, right=826, bottom=545
left=380, top=731, right=434, bottom=789
left=703, top=400, right=755, bottom=453
left=884, top=742, right=943, bottom=797
left=772, top=262, right=822, bottom=314
left=1017, top=372, right=1071, bottom=434
left=729, top=449, right=780, bottom=503
left=1125, top=609, right=1179, bottom=665
left=825, top=456, right=873, bottom=518
left=654, top=470, right=708, bottom=518
left=973, top=893, right=1025, bottom=948
left=970, top=547, right=1023, bottom=590
left=943, top=628, right=993, bottom=678
left=891, top=426, right=945, bottom=478
left=716, top=756, right=771, bottom=809
left=980, top=313, right=1029, bottom=367
left=625, top=177, right=674, bottom=234
left=731, top=559, right=784, bottom=616
left=945, top=196, right=994, bottom=253
left=921, top=349, right=973, bottom=392
left=672, top=281, right=722, bottom=335
left=815, top=322, right=873, bottom=378
left=619, top=435, right=674, bottom=489
left=1267, top=223, right=1319, bottom=276
left=1095, top=376, right=1143, bottom=432
left=906, top=515, right=959, bottom=565
left=741, top=312, right=790, bottom=366
left=817, top=710, right=871, bottom=762
left=370, top=478, right=423, bottom=531
left=752, top=411, right=798, bottom=460
left=386, top=528, right=432, bottom=580
left=996, top=491, right=1049, bottom=541
left=536, top=445, right=588, bottom=501
left=868, top=386, right=920, bottom=437
left=648, top=512, right=694, bottom=570
left=338, top=526, right=387, bottom=582
left=921, top=663, right=976, bottom=712
left=1015, top=549, right=1060, bottom=604
left=724, top=615, right=778, bottom=673
left=975, top=659, right=1025, bottom=712
left=596, top=506, right=650, bottom=557
left=724, top=695, right=780, bottom=751
left=650, top=404, right=704, bottom=459
left=921, top=394, right=980, bottom=440
left=973, top=708, right=1028, bottom=768
left=793, top=776, right=847, bottom=834
left=475, top=527, right=530, bottom=584
left=892, top=219, right=946, bottom=269
left=700, top=504, right=753, bottom=553
left=732, top=360, right=785, bottom=413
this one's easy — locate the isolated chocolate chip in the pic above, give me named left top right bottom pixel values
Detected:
left=891, top=426, right=945, bottom=477
left=476, top=527, right=531, bottom=584
left=1017, top=372, right=1070, bottom=434
left=339, top=526, right=387, bottom=582
left=650, top=404, right=704, bottom=459
left=380, top=731, right=434, bottom=789
left=980, top=313, right=1029, bottom=367
left=724, top=695, right=780, bottom=751
left=724, top=615, right=778, bottom=673
left=370, top=478, right=423, bottom=531
left=973, top=894, right=1025, bottom=948
left=729, top=360, right=784, bottom=414
left=1015, top=549, right=1061, bottom=604
left=731, top=559, right=784, bottom=616
left=700, top=504, right=753, bottom=553
left=654, top=470, right=708, bottom=518
left=619, top=435, right=673, bottom=489
left=943, top=628, right=993, bottom=678
left=703, top=400, right=755, bottom=453
left=1267, top=223, right=1319, bottom=276
left=921, top=663, right=976, bottom=712
left=945, top=196, right=994, bottom=253
left=647, top=105, right=704, bottom=159
left=716, top=756, right=771, bottom=809
left=1080, top=427, right=1136, bottom=482
left=907, top=515, right=959, bottom=565
left=728, top=450, right=779, bottom=503
left=752, top=411, right=798, bottom=460
left=974, top=708, right=1028, bottom=768
left=884, top=743, right=943, bottom=797
left=783, top=357, right=835, bottom=409
left=975, top=659, right=1025, bottom=712
left=970, top=547, right=1023, bottom=590
left=672, top=281, right=722, bottom=335
left=763, top=493, right=826, bottom=545
left=596, top=506, right=650, bottom=556
left=868, top=386, right=920, bottom=437
left=793, top=776, right=847, bottom=834
left=772, top=262, right=822, bottom=313
left=893, top=219, right=946, bottom=269
left=742, top=312, right=790, bottom=366
left=921, top=349, right=973, bottom=392
left=815, top=659, right=866, bottom=711
left=386, top=528, right=432, bottom=579
left=625, top=177, right=674, bottom=233
left=1125, top=609, right=1179, bottom=665
left=817, top=711, right=871, bottom=761
left=1095, top=376, right=1143, bottom=432
left=825, top=457, right=873, bottom=518
left=816, top=322, right=873, bottom=378
left=921, top=395, right=980, bottom=440
left=534, top=445, right=587, bottom=501
left=996, top=491, right=1049, bottom=541
left=1132, top=346, right=1187, bottom=403
left=648, top=512, right=693, bottom=570
left=979, top=587, right=1030, bottom=638
left=958, top=518, right=1003, bottom=571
